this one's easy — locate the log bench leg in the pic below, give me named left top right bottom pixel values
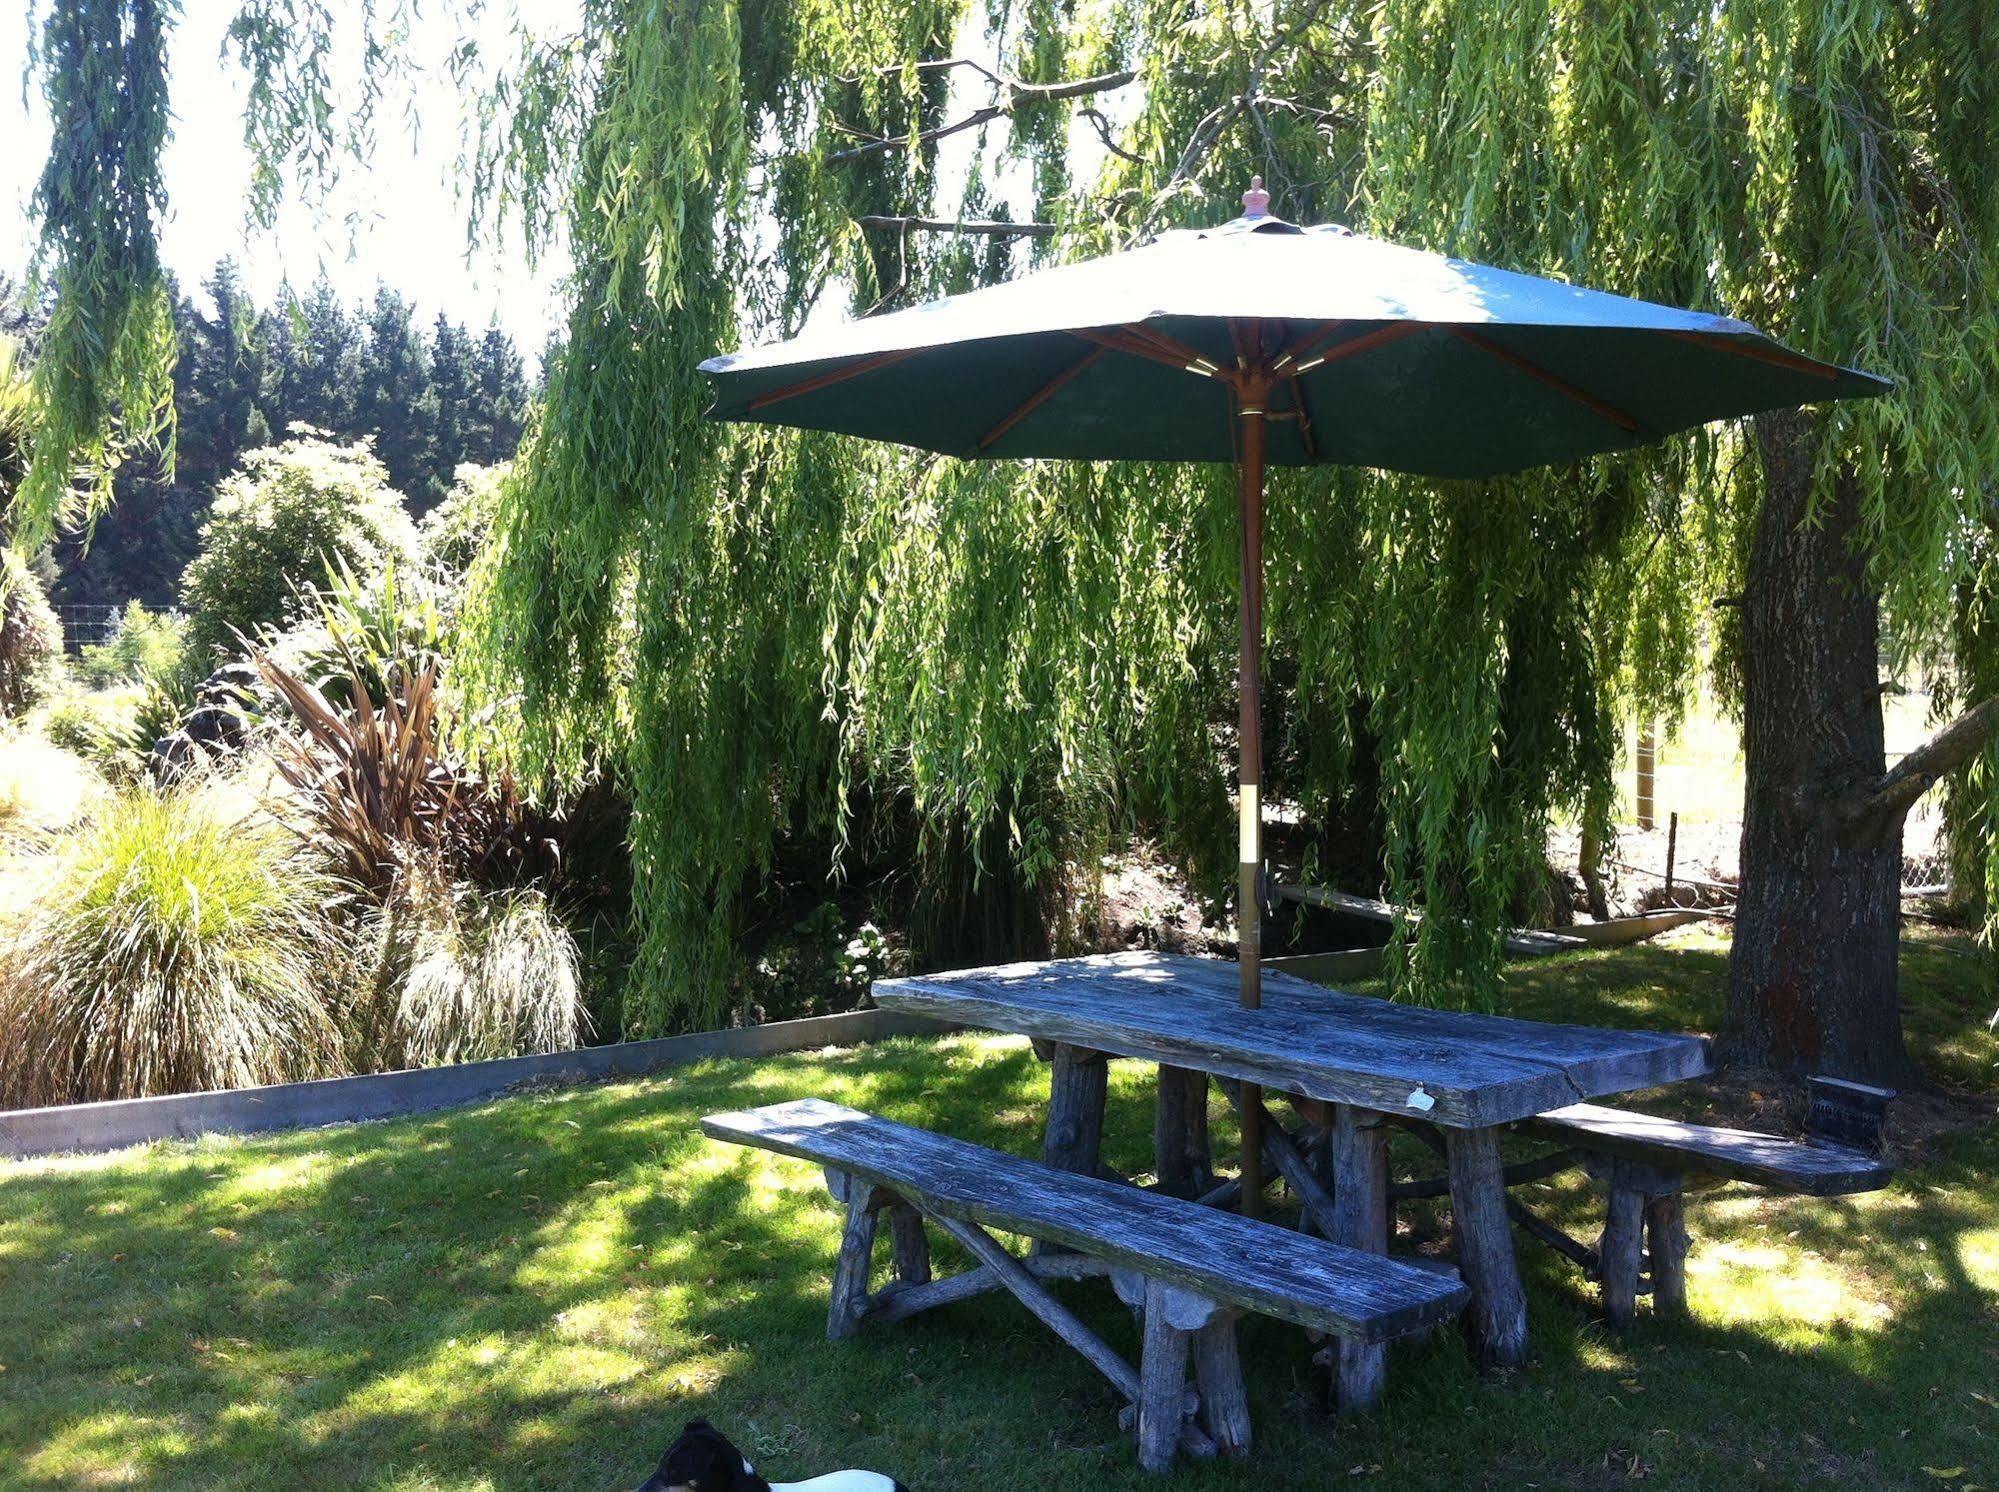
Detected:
left=1192, top=1316, right=1252, bottom=1458
left=1137, top=1285, right=1193, bottom=1473
left=1645, top=1191, right=1689, bottom=1317
left=1446, top=1125, right=1530, bottom=1369
left=1331, top=1105, right=1392, bottom=1411
left=1592, top=1159, right=1688, bottom=1328
left=1598, top=1175, right=1646, bottom=1329
left=888, top=1200, right=931, bottom=1288
left=1127, top=1277, right=1238, bottom=1473
left=1154, top=1064, right=1214, bottom=1199
left=828, top=1185, right=881, bottom=1341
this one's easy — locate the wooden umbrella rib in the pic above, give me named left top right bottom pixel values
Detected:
left=747, top=347, right=921, bottom=411
left=978, top=344, right=1109, bottom=450
left=1663, top=329, right=1842, bottom=381
left=1447, top=327, right=1642, bottom=432
left=1275, top=319, right=1351, bottom=366
left=1120, top=322, right=1211, bottom=367
left=1071, top=327, right=1216, bottom=377
left=1295, top=321, right=1426, bottom=370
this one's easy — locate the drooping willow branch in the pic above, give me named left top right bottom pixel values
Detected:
left=14, top=0, right=178, bottom=552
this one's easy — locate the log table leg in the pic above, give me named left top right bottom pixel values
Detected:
left=1039, top=1041, right=1108, bottom=1175
left=1330, top=1104, right=1392, bottom=1411
left=1036, top=1041, right=1108, bottom=1255
left=1154, top=1064, right=1214, bottom=1199
left=1445, top=1125, right=1530, bottom=1369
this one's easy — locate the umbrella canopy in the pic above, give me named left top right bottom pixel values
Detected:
left=699, top=182, right=1886, bottom=1219
left=701, top=208, right=1886, bottom=475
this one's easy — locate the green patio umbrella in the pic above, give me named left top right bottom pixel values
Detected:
left=699, top=179, right=1887, bottom=1214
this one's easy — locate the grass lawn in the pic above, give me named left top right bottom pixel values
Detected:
left=3, top=930, right=1995, bottom=1490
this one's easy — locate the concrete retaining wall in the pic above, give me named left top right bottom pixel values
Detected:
left=0, top=1008, right=953, bottom=1162
left=2, top=912, right=1707, bottom=1162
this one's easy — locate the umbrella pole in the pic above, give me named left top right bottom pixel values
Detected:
left=1235, top=387, right=1267, bottom=1219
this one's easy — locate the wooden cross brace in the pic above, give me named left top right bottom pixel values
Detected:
left=819, top=1170, right=1250, bottom=1472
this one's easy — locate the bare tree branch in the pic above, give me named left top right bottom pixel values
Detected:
left=834, top=57, right=1004, bottom=90
left=1011, top=70, right=1138, bottom=103
left=827, top=107, right=1005, bottom=162
left=1844, top=695, right=1999, bottom=825
left=1139, top=0, right=1334, bottom=236
left=1079, top=107, right=1148, bottom=165
left=825, top=69, right=1137, bottom=164
left=856, top=214, right=1058, bottom=238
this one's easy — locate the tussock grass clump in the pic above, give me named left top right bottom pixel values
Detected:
left=0, top=778, right=343, bottom=1106
left=346, top=861, right=586, bottom=1070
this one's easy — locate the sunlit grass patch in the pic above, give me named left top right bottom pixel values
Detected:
left=0, top=938, right=1993, bottom=1490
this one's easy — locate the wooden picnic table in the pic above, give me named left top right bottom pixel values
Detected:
left=874, top=950, right=1710, bottom=1389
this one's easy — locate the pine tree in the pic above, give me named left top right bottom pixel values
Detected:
left=279, top=277, right=361, bottom=435
left=469, top=322, right=528, bottom=466
left=192, top=259, right=263, bottom=477
left=427, top=312, right=476, bottom=493
left=355, top=284, right=432, bottom=504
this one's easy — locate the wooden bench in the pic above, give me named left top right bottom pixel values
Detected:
left=703, top=1098, right=1469, bottom=1473
left=1518, top=1076, right=1894, bottom=1326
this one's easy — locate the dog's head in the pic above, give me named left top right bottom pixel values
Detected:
left=641, top=1421, right=767, bottom=1492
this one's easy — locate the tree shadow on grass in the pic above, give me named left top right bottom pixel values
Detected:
left=1, top=1030, right=1994, bottom=1490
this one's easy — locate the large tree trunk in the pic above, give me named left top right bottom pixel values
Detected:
left=1723, top=412, right=1915, bottom=1085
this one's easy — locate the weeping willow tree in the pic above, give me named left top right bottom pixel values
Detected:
left=1363, top=0, right=1999, bottom=1082
left=23, top=0, right=1998, bottom=1072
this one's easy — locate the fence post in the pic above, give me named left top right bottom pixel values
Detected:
left=1634, top=725, right=1657, bottom=831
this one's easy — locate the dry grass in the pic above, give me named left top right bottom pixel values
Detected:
left=0, top=732, right=105, bottom=844
left=344, top=859, right=587, bottom=1069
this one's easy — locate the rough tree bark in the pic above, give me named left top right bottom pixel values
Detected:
left=1725, top=411, right=1999, bottom=1085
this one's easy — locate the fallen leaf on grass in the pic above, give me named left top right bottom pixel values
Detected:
left=1923, top=1471, right=1965, bottom=1481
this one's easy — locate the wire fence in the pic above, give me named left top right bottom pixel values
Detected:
left=53, top=605, right=126, bottom=655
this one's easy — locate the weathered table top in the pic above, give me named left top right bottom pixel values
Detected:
left=875, top=950, right=1709, bottom=1128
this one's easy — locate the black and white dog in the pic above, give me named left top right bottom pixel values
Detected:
left=637, top=1420, right=909, bottom=1492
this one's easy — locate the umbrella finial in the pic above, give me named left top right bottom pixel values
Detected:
left=1241, top=176, right=1271, bottom=219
